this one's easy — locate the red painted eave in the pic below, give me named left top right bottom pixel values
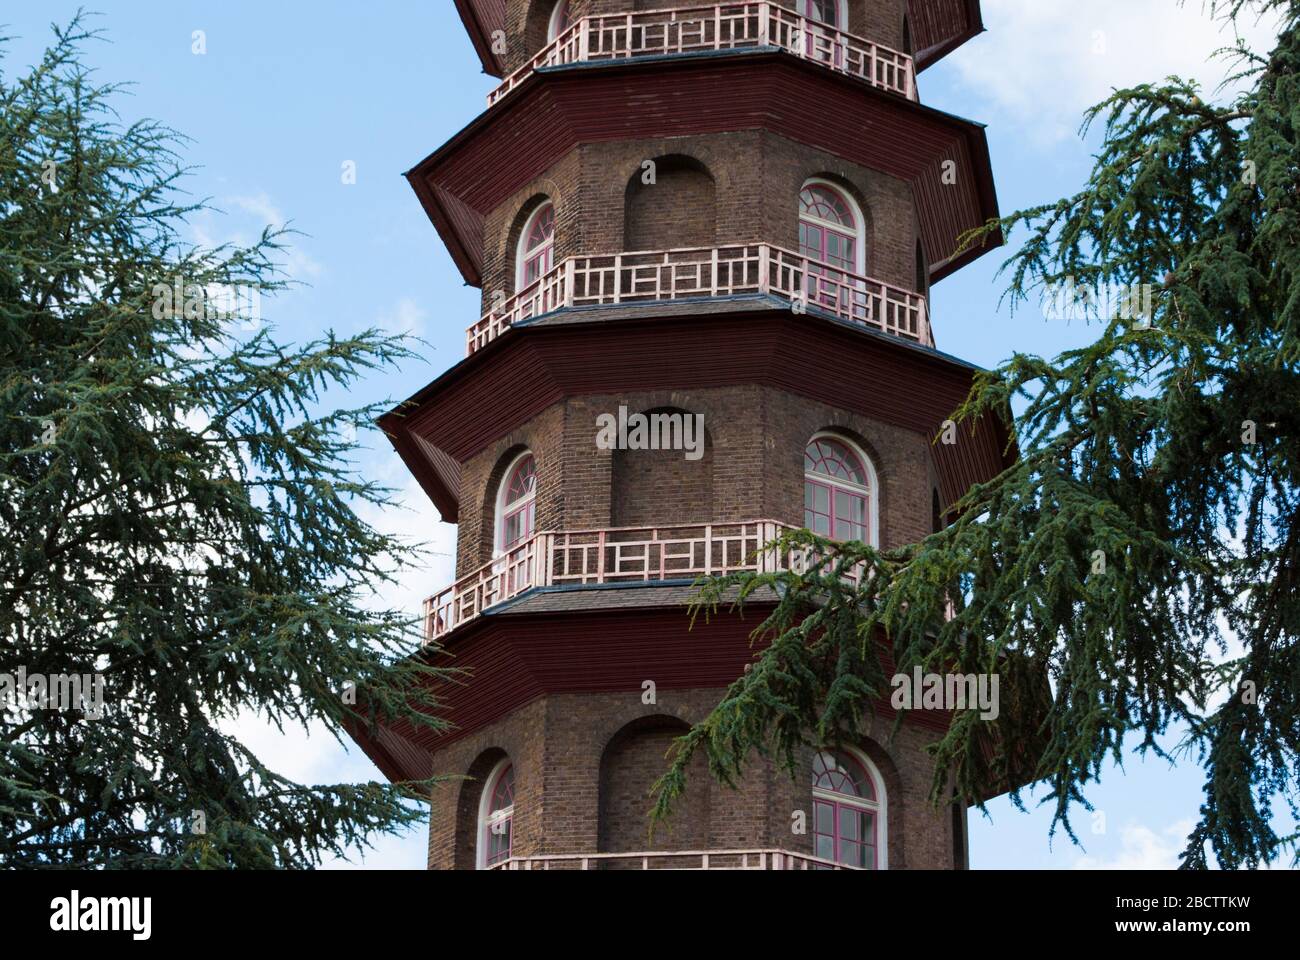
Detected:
left=454, top=0, right=505, bottom=78
left=914, top=0, right=986, bottom=72
left=343, top=714, right=410, bottom=783
left=344, top=601, right=1036, bottom=802
left=404, top=169, right=481, bottom=292
left=380, top=308, right=1015, bottom=522
left=345, top=603, right=1040, bottom=801
left=379, top=405, right=461, bottom=523
left=929, top=115, right=1001, bottom=283
left=405, top=51, right=1002, bottom=291
left=379, top=605, right=957, bottom=751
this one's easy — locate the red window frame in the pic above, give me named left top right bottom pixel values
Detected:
left=799, top=183, right=860, bottom=309
left=520, top=203, right=555, bottom=289
left=482, top=763, right=515, bottom=868
left=805, top=0, right=843, bottom=25
left=812, top=751, right=881, bottom=869
left=497, top=453, right=538, bottom=596
left=549, top=1, right=571, bottom=41
left=499, top=454, right=537, bottom=551
left=804, top=437, right=871, bottom=543
left=803, top=0, right=846, bottom=65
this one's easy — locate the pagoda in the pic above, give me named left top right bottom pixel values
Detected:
left=349, top=0, right=1012, bottom=870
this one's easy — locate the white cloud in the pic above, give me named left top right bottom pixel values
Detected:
left=320, top=822, right=428, bottom=870
left=946, top=0, right=1285, bottom=144
left=228, top=192, right=285, bottom=226
left=222, top=711, right=340, bottom=785
left=188, top=193, right=325, bottom=281
left=375, top=296, right=429, bottom=339
left=350, top=452, right=458, bottom=620
left=219, top=708, right=428, bottom=868
left=283, top=247, right=325, bottom=281
left=1073, top=818, right=1196, bottom=869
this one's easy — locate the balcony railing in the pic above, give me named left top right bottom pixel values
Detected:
left=490, top=848, right=860, bottom=870
left=422, top=519, right=873, bottom=643
left=466, top=243, right=931, bottom=355
left=420, top=517, right=965, bottom=643
left=488, top=2, right=916, bottom=107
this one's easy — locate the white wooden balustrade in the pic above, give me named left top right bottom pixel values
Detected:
left=424, top=520, right=798, bottom=642
left=490, top=848, right=860, bottom=870
left=487, top=2, right=916, bottom=107
left=465, top=243, right=932, bottom=355
left=422, top=519, right=878, bottom=642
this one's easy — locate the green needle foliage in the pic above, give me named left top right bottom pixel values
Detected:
left=652, top=0, right=1300, bottom=870
left=1, top=17, right=449, bottom=867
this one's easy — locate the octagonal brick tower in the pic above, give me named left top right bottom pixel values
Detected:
left=350, top=0, right=1014, bottom=870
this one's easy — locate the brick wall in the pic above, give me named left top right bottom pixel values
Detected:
left=455, top=404, right=567, bottom=578
left=425, top=685, right=957, bottom=869
left=597, top=715, right=708, bottom=856
left=454, top=384, right=937, bottom=575
left=426, top=696, right=547, bottom=870
left=480, top=150, right=584, bottom=306
left=609, top=406, right=715, bottom=527
left=623, top=155, right=717, bottom=251
left=477, top=130, right=921, bottom=313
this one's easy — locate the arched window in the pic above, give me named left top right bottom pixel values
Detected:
left=516, top=202, right=555, bottom=290
left=496, top=452, right=537, bottom=553
left=478, top=759, right=515, bottom=869
left=812, top=749, right=886, bottom=869
left=800, top=181, right=863, bottom=274
left=548, top=1, right=571, bottom=42
left=799, top=180, right=867, bottom=314
left=804, top=434, right=876, bottom=544
left=803, top=0, right=847, bottom=64
left=805, top=0, right=846, bottom=29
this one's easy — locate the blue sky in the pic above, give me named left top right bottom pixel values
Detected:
left=3, top=1, right=1290, bottom=869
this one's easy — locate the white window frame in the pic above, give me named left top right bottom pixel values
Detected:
left=495, top=450, right=537, bottom=557
left=515, top=202, right=556, bottom=292
left=547, top=1, right=571, bottom=42
left=476, top=757, right=515, bottom=870
left=805, top=0, right=849, bottom=31
left=811, top=746, right=888, bottom=869
left=804, top=431, right=879, bottom=548
left=800, top=177, right=868, bottom=277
